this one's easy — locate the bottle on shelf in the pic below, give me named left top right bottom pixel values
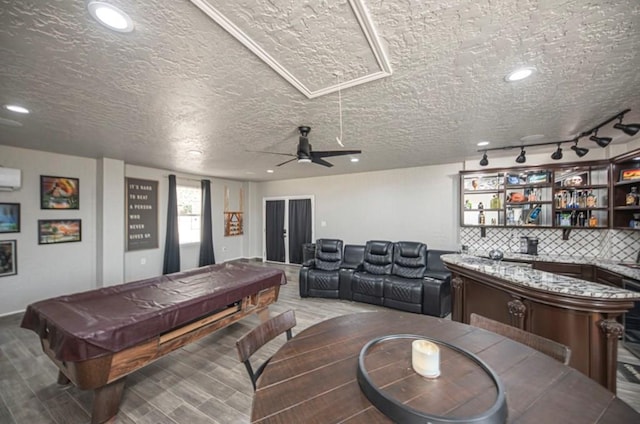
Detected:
left=478, top=210, right=486, bottom=225
left=627, top=186, right=638, bottom=206
left=578, top=212, right=585, bottom=226
left=478, top=202, right=484, bottom=209
left=586, top=191, right=596, bottom=208
left=506, top=206, right=515, bottom=225
left=589, top=213, right=598, bottom=227
left=490, top=194, right=501, bottom=209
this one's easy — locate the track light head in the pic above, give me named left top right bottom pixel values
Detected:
left=479, top=152, right=488, bottom=166
left=614, top=120, right=640, bottom=136
left=590, top=134, right=612, bottom=147
left=551, top=144, right=563, bottom=160
left=515, top=149, right=526, bottom=163
left=571, top=142, right=589, bottom=157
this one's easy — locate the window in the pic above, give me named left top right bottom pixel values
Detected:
left=177, top=186, right=201, bottom=244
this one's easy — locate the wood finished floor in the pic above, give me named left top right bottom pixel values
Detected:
left=1, top=261, right=639, bottom=423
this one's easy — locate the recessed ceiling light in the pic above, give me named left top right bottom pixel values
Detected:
left=350, top=157, right=359, bottom=162
left=5, top=104, right=29, bottom=114
left=504, top=67, right=536, bottom=82
left=266, top=169, right=274, bottom=173
left=87, top=1, right=134, bottom=33
left=188, top=149, right=202, bottom=156
left=477, top=141, right=490, bottom=147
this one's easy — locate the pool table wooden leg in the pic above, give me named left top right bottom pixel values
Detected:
left=57, top=370, right=70, bottom=385
left=257, top=307, right=270, bottom=323
left=92, top=378, right=126, bottom=424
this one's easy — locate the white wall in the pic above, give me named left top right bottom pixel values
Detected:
left=250, top=163, right=463, bottom=257
left=0, top=147, right=250, bottom=316
left=123, top=165, right=249, bottom=282
left=0, top=145, right=97, bottom=315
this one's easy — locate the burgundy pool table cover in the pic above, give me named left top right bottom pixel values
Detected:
left=21, top=262, right=286, bottom=362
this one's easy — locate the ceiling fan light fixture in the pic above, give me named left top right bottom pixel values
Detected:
left=88, top=1, right=134, bottom=33
left=515, top=149, right=526, bottom=163
left=297, top=158, right=311, bottom=164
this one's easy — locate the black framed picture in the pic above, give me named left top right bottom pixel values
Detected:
left=38, top=219, right=82, bottom=244
left=0, top=203, right=20, bottom=233
left=40, top=176, right=79, bottom=209
left=0, top=240, right=17, bottom=277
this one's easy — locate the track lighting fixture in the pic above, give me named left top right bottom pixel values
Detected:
left=614, top=115, right=640, bottom=136
left=570, top=142, right=589, bottom=157
left=589, top=129, right=612, bottom=148
left=476, top=108, right=636, bottom=165
left=551, top=144, right=563, bottom=160
left=479, top=152, right=488, bottom=166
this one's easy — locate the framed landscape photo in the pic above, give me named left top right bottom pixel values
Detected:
left=0, top=240, right=17, bottom=277
left=38, top=219, right=81, bottom=244
left=0, top=203, right=20, bottom=233
left=40, top=176, right=79, bottom=209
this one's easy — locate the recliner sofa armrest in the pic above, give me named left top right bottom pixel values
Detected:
left=302, top=258, right=316, bottom=268
left=299, top=267, right=311, bottom=297
left=423, top=270, right=451, bottom=283
left=421, top=276, right=451, bottom=317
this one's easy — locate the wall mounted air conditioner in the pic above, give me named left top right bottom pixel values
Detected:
left=0, top=167, right=21, bottom=191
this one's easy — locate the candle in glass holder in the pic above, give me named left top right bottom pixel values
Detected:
left=412, top=339, right=440, bottom=378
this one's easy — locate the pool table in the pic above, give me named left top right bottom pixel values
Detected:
left=21, top=262, right=286, bottom=424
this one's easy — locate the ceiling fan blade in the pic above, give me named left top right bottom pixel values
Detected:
left=276, top=158, right=297, bottom=167
left=312, top=149, right=362, bottom=158
left=311, top=157, right=334, bottom=167
left=248, top=150, right=296, bottom=158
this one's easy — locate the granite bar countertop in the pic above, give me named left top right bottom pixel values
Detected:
left=442, top=254, right=640, bottom=299
left=466, top=250, right=640, bottom=281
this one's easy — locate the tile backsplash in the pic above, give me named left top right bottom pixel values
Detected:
left=460, top=227, right=639, bottom=262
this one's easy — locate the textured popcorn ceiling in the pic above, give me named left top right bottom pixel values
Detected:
left=0, top=0, right=639, bottom=181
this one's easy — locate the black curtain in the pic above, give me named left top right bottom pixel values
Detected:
left=162, top=174, right=180, bottom=274
left=265, top=200, right=285, bottom=262
left=288, top=199, right=312, bottom=264
left=199, top=179, right=215, bottom=266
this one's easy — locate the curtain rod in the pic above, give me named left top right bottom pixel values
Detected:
left=163, top=174, right=209, bottom=183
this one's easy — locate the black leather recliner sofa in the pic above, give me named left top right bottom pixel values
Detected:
left=299, top=239, right=453, bottom=317
left=298, top=238, right=343, bottom=298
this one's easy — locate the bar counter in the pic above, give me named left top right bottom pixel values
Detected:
left=441, top=254, right=640, bottom=393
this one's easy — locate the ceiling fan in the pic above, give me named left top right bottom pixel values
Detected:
left=264, top=126, right=362, bottom=167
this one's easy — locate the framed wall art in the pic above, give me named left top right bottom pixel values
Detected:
left=0, top=240, right=17, bottom=277
left=40, top=176, right=79, bottom=209
left=38, top=219, right=81, bottom=244
left=0, top=203, right=20, bottom=233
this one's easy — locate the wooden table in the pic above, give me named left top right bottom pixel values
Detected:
left=251, top=311, right=640, bottom=423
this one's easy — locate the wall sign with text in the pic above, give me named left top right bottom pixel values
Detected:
left=126, top=178, right=158, bottom=251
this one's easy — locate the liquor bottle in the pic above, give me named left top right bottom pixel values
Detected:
left=627, top=187, right=638, bottom=206
left=589, top=214, right=598, bottom=227
left=586, top=191, right=596, bottom=208
left=578, top=212, right=585, bottom=227
left=478, top=210, right=486, bottom=225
